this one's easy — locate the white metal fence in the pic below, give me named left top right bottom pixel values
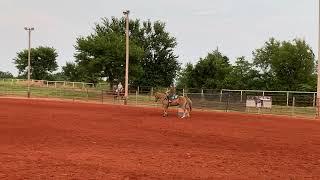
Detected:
left=0, top=78, right=317, bottom=117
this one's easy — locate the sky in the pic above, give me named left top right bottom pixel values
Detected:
left=0, top=0, right=317, bottom=75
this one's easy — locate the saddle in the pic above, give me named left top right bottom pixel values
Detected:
left=168, top=95, right=178, bottom=103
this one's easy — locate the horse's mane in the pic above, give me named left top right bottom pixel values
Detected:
left=155, top=92, right=166, bottom=96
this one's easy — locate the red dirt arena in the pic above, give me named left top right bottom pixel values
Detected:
left=0, top=98, right=320, bottom=179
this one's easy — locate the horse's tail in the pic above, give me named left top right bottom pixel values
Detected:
left=185, top=97, right=192, bottom=112
left=189, top=98, right=192, bottom=112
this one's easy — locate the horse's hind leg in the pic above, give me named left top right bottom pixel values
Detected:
left=181, top=109, right=189, bottom=119
left=183, top=109, right=189, bottom=118
left=186, top=105, right=191, bottom=117
left=180, top=101, right=189, bottom=119
left=180, top=106, right=186, bottom=119
left=181, top=112, right=186, bottom=119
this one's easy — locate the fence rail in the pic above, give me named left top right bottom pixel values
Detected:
left=0, top=78, right=317, bottom=118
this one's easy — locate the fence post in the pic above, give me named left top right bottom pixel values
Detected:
left=82, top=83, right=85, bottom=89
left=72, top=88, right=75, bottom=102
left=225, top=93, right=230, bottom=112
left=86, top=89, right=89, bottom=102
left=73, top=82, right=75, bottom=88
left=262, top=91, right=265, bottom=97
left=201, top=89, right=204, bottom=98
left=150, top=87, right=154, bottom=96
left=54, top=82, right=57, bottom=88
left=182, top=89, right=185, bottom=96
left=317, top=97, right=320, bottom=117
left=136, top=91, right=138, bottom=105
left=101, top=90, right=104, bottom=104
left=292, top=96, right=295, bottom=116
left=286, top=92, right=289, bottom=106
left=220, top=90, right=223, bottom=102
left=46, top=81, right=49, bottom=87
left=240, top=90, right=243, bottom=102
left=313, top=93, right=316, bottom=107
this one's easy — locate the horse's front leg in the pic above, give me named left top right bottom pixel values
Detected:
left=186, top=108, right=190, bottom=117
left=184, top=109, right=190, bottom=118
left=185, top=104, right=190, bottom=118
left=163, top=104, right=168, bottom=117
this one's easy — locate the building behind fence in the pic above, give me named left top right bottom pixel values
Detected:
left=0, top=78, right=317, bottom=118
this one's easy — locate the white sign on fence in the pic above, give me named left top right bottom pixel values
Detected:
left=246, top=96, right=272, bottom=108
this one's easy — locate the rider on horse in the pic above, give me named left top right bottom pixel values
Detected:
left=166, top=84, right=177, bottom=103
left=115, top=82, right=123, bottom=96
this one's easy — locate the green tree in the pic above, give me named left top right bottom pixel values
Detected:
left=69, top=17, right=179, bottom=87
left=74, top=29, right=143, bottom=85
left=61, top=62, right=84, bottom=82
left=177, top=50, right=231, bottom=89
left=176, top=63, right=195, bottom=89
left=48, top=72, right=65, bottom=81
left=224, top=57, right=262, bottom=90
left=253, top=38, right=316, bottom=91
left=13, top=46, right=58, bottom=80
left=193, top=50, right=231, bottom=89
left=137, top=21, right=180, bottom=87
left=0, top=71, right=14, bottom=78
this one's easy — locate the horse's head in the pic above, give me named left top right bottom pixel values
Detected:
left=154, top=92, right=166, bottom=102
left=154, top=92, right=160, bottom=102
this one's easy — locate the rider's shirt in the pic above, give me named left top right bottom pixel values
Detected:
left=116, top=84, right=123, bottom=93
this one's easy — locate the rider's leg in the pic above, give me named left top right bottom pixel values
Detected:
left=168, top=95, right=172, bottom=103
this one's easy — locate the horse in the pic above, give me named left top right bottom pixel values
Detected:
left=154, top=92, right=192, bottom=118
left=112, top=85, right=125, bottom=101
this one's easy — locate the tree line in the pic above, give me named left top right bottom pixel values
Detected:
left=177, top=38, right=316, bottom=91
left=5, top=16, right=317, bottom=91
